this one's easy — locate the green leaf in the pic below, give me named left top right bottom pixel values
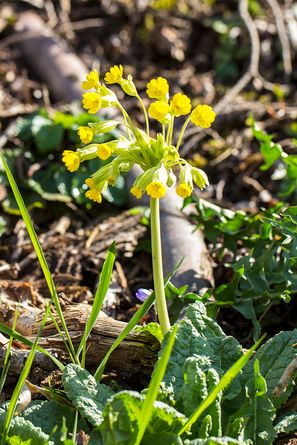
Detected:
left=101, top=391, right=187, bottom=445
left=142, top=432, right=183, bottom=445
left=260, top=139, right=283, bottom=171
left=62, top=364, right=114, bottom=427
left=135, top=322, right=164, bottom=343
left=31, top=116, right=64, bottom=154
left=227, top=360, right=276, bottom=445
left=0, top=407, right=51, bottom=445
left=88, top=428, right=103, bottom=445
left=178, top=337, right=264, bottom=436
left=21, top=400, right=89, bottom=444
left=15, top=115, right=35, bottom=141
left=6, top=436, right=32, bottom=445
left=243, top=330, right=297, bottom=408
left=162, top=302, right=243, bottom=402
left=54, top=111, right=76, bottom=129
left=177, top=358, right=222, bottom=438
left=274, top=412, right=297, bottom=434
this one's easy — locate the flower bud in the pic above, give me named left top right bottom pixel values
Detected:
left=120, top=75, right=138, bottom=97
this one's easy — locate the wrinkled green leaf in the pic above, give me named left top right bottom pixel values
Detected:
left=135, top=322, right=164, bottom=343
left=178, top=358, right=221, bottom=438
left=227, top=360, right=276, bottom=445
left=162, top=302, right=242, bottom=401
left=101, top=391, right=187, bottom=445
left=62, top=364, right=114, bottom=426
left=243, top=330, right=297, bottom=408
left=21, top=400, right=88, bottom=443
left=0, top=406, right=51, bottom=445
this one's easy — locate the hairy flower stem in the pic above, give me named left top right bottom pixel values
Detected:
left=150, top=197, right=171, bottom=335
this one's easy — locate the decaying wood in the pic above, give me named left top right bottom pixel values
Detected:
left=36, top=304, right=160, bottom=376
left=0, top=304, right=160, bottom=379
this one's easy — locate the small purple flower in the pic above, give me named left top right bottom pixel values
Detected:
left=135, top=288, right=151, bottom=302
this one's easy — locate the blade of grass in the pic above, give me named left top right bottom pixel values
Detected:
left=0, top=309, right=19, bottom=393
left=134, top=324, right=179, bottom=445
left=0, top=154, right=76, bottom=362
left=0, top=323, right=64, bottom=371
left=1, top=302, right=52, bottom=443
left=94, top=260, right=183, bottom=381
left=76, top=242, right=116, bottom=365
left=178, top=335, right=266, bottom=436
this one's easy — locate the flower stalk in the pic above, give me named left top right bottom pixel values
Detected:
left=150, top=197, right=171, bottom=335
left=62, top=66, right=217, bottom=335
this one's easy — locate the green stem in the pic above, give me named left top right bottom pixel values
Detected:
left=150, top=198, right=171, bottom=335
left=176, top=115, right=191, bottom=151
left=136, top=94, right=150, bottom=135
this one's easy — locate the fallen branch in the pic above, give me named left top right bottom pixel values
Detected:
left=1, top=304, right=160, bottom=379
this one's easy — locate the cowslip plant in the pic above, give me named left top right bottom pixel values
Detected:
left=62, top=66, right=216, bottom=334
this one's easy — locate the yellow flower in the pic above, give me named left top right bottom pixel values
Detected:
left=190, top=104, right=216, bottom=128
left=148, top=101, right=170, bottom=122
left=62, top=150, right=80, bottom=172
left=170, top=93, right=191, bottom=117
left=82, top=69, right=100, bottom=90
left=146, top=77, right=169, bottom=100
left=146, top=181, right=166, bottom=198
left=85, top=188, right=102, bottom=203
left=104, top=65, right=123, bottom=84
left=97, top=144, right=112, bottom=160
left=82, top=92, right=102, bottom=114
left=85, top=177, right=102, bottom=203
left=85, top=178, right=96, bottom=189
left=130, top=186, right=143, bottom=199
left=176, top=183, right=192, bottom=198
left=78, top=126, right=93, bottom=144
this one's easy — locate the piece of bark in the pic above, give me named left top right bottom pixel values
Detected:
left=14, top=11, right=86, bottom=102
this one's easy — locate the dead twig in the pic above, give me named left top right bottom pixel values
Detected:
left=265, top=0, right=292, bottom=76
left=273, top=354, right=297, bottom=397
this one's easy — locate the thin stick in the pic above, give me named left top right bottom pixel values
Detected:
left=265, top=0, right=292, bottom=76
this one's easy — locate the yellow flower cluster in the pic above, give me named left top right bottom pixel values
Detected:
left=62, top=66, right=216, bottom=204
